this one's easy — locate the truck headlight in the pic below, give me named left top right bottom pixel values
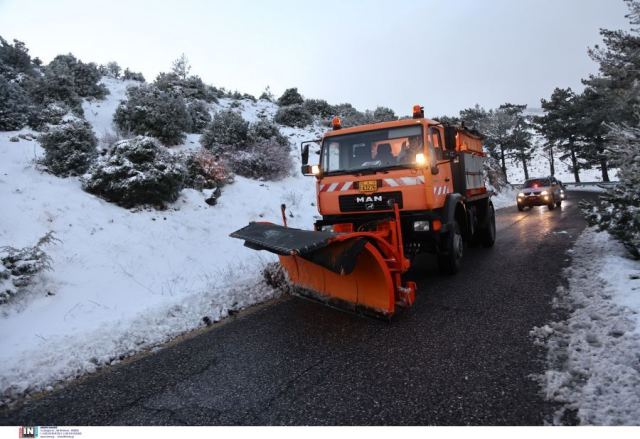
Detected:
left=415, top=153, right=426, bottom=166
left=541, top=190, right=548, bottom=195
left=517, top=192, right=524, bottom=198
left=414, top=221, right=430, bottom=231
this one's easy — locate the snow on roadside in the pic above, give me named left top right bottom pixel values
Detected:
left=490, top=185, right=519, bottom=210
left=564, top=184, right=610, bottom=193
left=532, top=228, right=640, bottom=425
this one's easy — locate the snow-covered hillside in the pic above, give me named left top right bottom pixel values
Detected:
left=0, top=79, right=325, bottom=404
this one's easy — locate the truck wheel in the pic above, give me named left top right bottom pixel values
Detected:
left=547, top=197, right=555, bottom=210
left=517, top=203, right=524, bottom=212
left=478, top=204, right=496, bottom=248
left=438, top=221, right=463, bottom=275
left=555, top=199, right=562, bottom=208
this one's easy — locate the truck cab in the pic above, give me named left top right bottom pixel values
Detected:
left=300, top=105, right=495, bottom=273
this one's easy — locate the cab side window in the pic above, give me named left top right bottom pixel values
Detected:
left=429, top=128, right=443, bottom=161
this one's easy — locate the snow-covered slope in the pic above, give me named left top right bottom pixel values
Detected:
left=0, top=80, right=323, bottom=404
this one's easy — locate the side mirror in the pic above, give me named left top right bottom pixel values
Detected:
left=301, top=144, right=309, bottom=165
left=431, top=164, right=439, bottom=175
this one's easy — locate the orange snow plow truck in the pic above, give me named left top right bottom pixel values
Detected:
left=231, top=105, right=495, bottom=318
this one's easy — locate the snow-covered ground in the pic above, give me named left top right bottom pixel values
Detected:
left=0, top=80, right=323, bottom=405
left=532, top=228, right=640, bottom=425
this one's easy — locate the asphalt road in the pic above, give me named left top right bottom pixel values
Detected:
left=1, top=191, right=599, bottom=426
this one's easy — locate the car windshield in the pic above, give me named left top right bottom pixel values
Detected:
left=321, top=126, right=423, bottom=174
left=524, top=178, right=551, bottom=188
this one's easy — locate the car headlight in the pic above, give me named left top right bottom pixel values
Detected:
left=518, top=192, right=524, bottom=197
left=541, top=190, right=548, bottom=195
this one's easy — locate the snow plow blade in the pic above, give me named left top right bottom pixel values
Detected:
left=230, top=222, right=406, bottom=317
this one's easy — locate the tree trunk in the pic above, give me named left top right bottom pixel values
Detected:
left=500, top=146, right=507, bottom=182
left=596, top=138, right=610, bottom=182
left=549, top=145, right=555, bottom=176
left=600, top=157, right=610, bottom=182
left=522, top=156, right=529, bottom=180
left=570, top=142, right=580, bottom=183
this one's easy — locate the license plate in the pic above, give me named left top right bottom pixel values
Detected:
left=359, top=180, right=377, bottom=192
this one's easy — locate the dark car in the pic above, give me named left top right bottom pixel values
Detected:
left=517, top=177, right=565, bottom=211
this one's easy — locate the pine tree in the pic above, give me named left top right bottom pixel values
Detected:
left=575, top=86, right=612, bottom=181
left=581, top=0, right=640, bottom=258
left=537, top=88, right=584, bottom=182
left=171, top=54, right=191, bottom=80
left=502, top=104, right=534, bottom=180
left=480, top=105, right=518, bottom=179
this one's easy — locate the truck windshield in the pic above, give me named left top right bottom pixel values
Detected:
left=321, top=126, right=423, bottom=175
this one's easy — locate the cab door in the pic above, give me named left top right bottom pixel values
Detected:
left=427, top=126, right=453, bottom=208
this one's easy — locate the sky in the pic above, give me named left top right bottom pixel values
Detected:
left=0, top=0, right=631, bottom=117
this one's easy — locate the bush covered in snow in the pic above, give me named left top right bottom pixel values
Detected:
left=277, top=87, right=304, bottom=106
left=101, top=61, right=121, bottom=79
left=0, top=76, right=31, bottom=130
left=27, top=102, right=69, bottom=130
left=113, top=84, right=190, bottom=146
left=123, top=68, right=145, bottom=82
left=226, top=90, right=257, bottom=102
left=182, top=148, right=233, bottom=191
left=39, top=120, right=98, bottom=177
left=45, top=54, right=108, bottom=100
left=82, top=136, right=185, bottom=208
left=200, top=109, right=249, bottom=151
left=0, top=37, right=37, bottom=81
left=0, top=232, right=55, bottom=305
left=228, top=138, right=292, bottom=180
left=304, top=99, right=334, bottom=118
left=584, top=123, right=640, bottom=258
left=199, top=111, right=290, bottom=180
left=274, top=104, right=313, bottom=128
left=370, top=106, right=397, bottom=123
left=187, top=99, right=212, bottom=133
left=154, top=72, right=218, bottom=103
left=248, top=118, right=288, bottom=146
left=332, top=103, right=368, bottom=127
left=259, top=86, right=274, bottom=102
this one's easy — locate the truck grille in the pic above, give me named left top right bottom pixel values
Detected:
left=338, top=191, right=403, bottom=212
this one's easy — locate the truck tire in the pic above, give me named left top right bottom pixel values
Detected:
left=555, top=199, right=562, bottom=208
left=517, top=203, right=524, bottom=211
left=438, top=221, right=463, bottom=275
left=478, top=203, right=496, bottom=248
left=547, top=197, right=555, bottom=210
